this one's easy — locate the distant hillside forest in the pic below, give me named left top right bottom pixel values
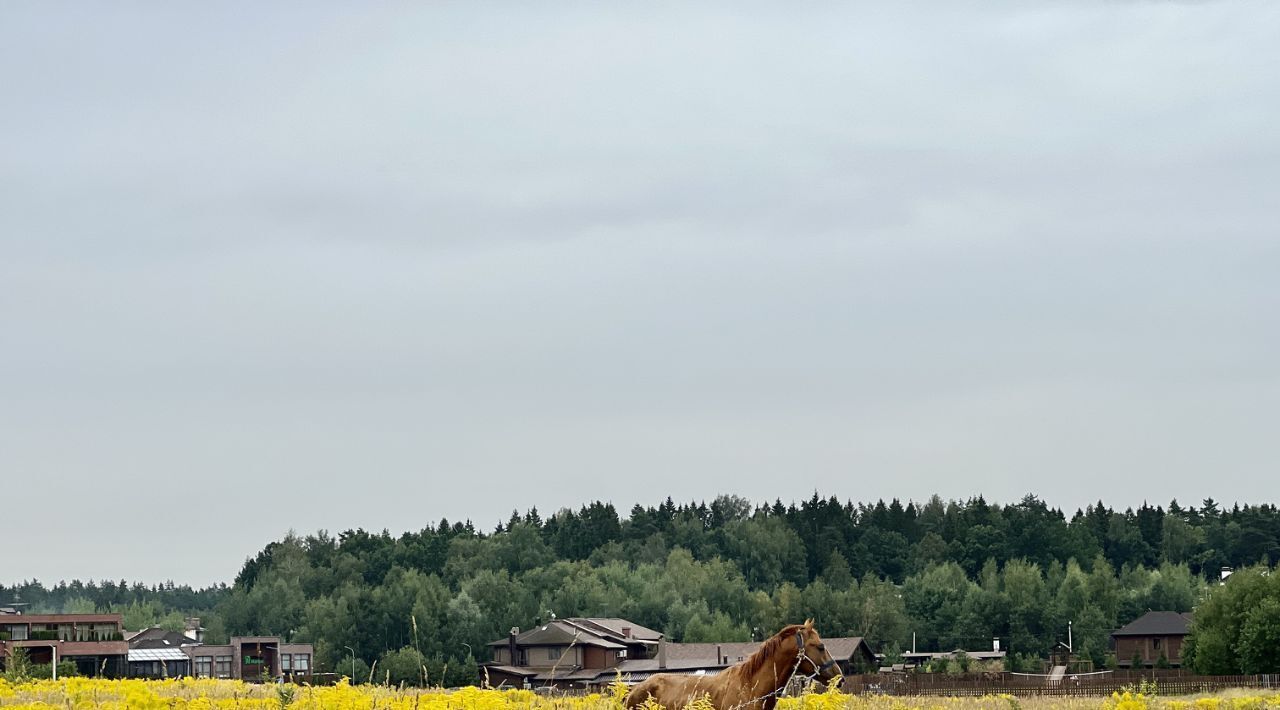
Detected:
left=6, top=494, right=1280, bottom=684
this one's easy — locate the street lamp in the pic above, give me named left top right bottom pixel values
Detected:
left=343, top=646, right=356, bottom=683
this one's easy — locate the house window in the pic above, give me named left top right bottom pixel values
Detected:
left=87, top=624, right=118, bottom=641
left=215, top=655, right=232, bottom=678
left=195, top=656, right=213, bottom=678
left=5, top=625, right=28, bottom=641
left=294, top=654, right=310, bottom=673
left=547, top=648, right=560, bottom=661
left=281, top=654, right=292, bottom=672
left=1153, top=638, right=1162, bottom=650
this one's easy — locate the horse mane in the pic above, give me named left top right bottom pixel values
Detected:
left=735, top=624, right=804, bottom=678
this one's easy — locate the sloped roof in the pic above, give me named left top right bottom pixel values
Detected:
left=481, top=664, right=537, bottom=678
left=587, top=636, right=875, bottom=679
left=571, top=618, right=663, bottom=642
left=902, top=650, right=1006, bottom=660
left=664, top=641, right=755, bottom=663
left=662, top=637, right=874, bottom=665
left=486, top=620, right=625, bottom=649
left=128, top=648, right=189, bottom=662
left=129, top=628, right=199, bottom=650
left=1113, top=611, right=1193, bottom=637
left=487, top=617, right=664, bottom=649
left=613, top=658, right=727, bottom=673
left=825, top=637, right=876, bottom=661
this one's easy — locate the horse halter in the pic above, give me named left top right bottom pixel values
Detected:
left=794, top=630, right=839, bottom=676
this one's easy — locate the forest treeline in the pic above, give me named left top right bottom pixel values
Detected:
left=5, top=494, right=1279, bottom=685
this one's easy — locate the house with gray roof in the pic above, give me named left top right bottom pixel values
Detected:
left=1112, top=611, right=1194, bottom=667
left=481, top=617, right=875, bottom=689
left=484, top=617, right=662, bottom=688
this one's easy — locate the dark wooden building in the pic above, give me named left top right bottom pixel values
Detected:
left=1112, top=611, right=1193, bottom=667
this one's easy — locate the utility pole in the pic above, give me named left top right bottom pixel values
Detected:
left=1068, top=621, right=1073, bottom=655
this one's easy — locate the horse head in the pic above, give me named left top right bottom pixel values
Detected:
left=794, top=619, right=843, bottom=684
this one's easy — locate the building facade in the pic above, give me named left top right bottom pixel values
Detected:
left=1, top=609, right=313, bottom=682
left=0, top=613, right=128, bottom=677
left=485, top=618, right=662, bottom=688
left=189, top=637, right=314, bottom=682
left=126, top=627, right=200, bottom=678
left=1112, top=611, right=1193, bottom=667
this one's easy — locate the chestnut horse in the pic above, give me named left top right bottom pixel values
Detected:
left=623, top=620, right=842, bottom=710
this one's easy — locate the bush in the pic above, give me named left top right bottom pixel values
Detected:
left=1007, top=653, right=1041, bottom=673
left=28, top=661, right=79, bottom=680
left=1187, top=566, right=1280, bottom=674
left=3, top=647, right=34, bottom=681
left=379, top=646, right=428, bottom=687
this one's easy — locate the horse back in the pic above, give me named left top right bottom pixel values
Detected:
left=625, top=673, right=719, bottom=710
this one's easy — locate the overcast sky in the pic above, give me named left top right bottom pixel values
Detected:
left=2, top=1, right=1278, bottom=586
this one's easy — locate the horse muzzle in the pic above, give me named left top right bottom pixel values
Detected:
left=817, top=660, right=843, bottom=684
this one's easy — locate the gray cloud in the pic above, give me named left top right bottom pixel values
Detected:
left=2, top=1, right=1278, bottom=585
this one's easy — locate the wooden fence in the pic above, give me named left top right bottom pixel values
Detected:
left=841, top=671, right=1280, bottom=697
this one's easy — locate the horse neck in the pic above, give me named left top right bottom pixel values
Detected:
left=740, top=637, right=801, bottom=693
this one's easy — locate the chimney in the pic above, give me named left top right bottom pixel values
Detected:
left=622, top=627, right=632, bottom=639
left=658, top=635, right=667, bottom=670
left=184, top=618, right=204, bottom=643
left=508, top=628, right=520, bottom=666
left=716, top=644, right=723, bottom=665
left=993, top=638, right=1000, bottom=653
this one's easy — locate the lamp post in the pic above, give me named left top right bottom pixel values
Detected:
left=343, top=646, right=356, bottom=683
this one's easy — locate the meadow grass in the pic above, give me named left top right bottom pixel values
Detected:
left=1, top=678, right=1277, bottom=710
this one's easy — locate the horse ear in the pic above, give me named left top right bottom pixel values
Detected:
left=804, top=618, right=814, bottom=628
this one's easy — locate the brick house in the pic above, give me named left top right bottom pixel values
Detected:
left=0, top=613, right=128, bottom=677
left=1112, top=611, right=1193, bottom=667
left=189, top=636, right=314, bottom=682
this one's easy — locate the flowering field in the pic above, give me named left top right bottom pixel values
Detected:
left=0, top=679, right=1277, bottom=710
